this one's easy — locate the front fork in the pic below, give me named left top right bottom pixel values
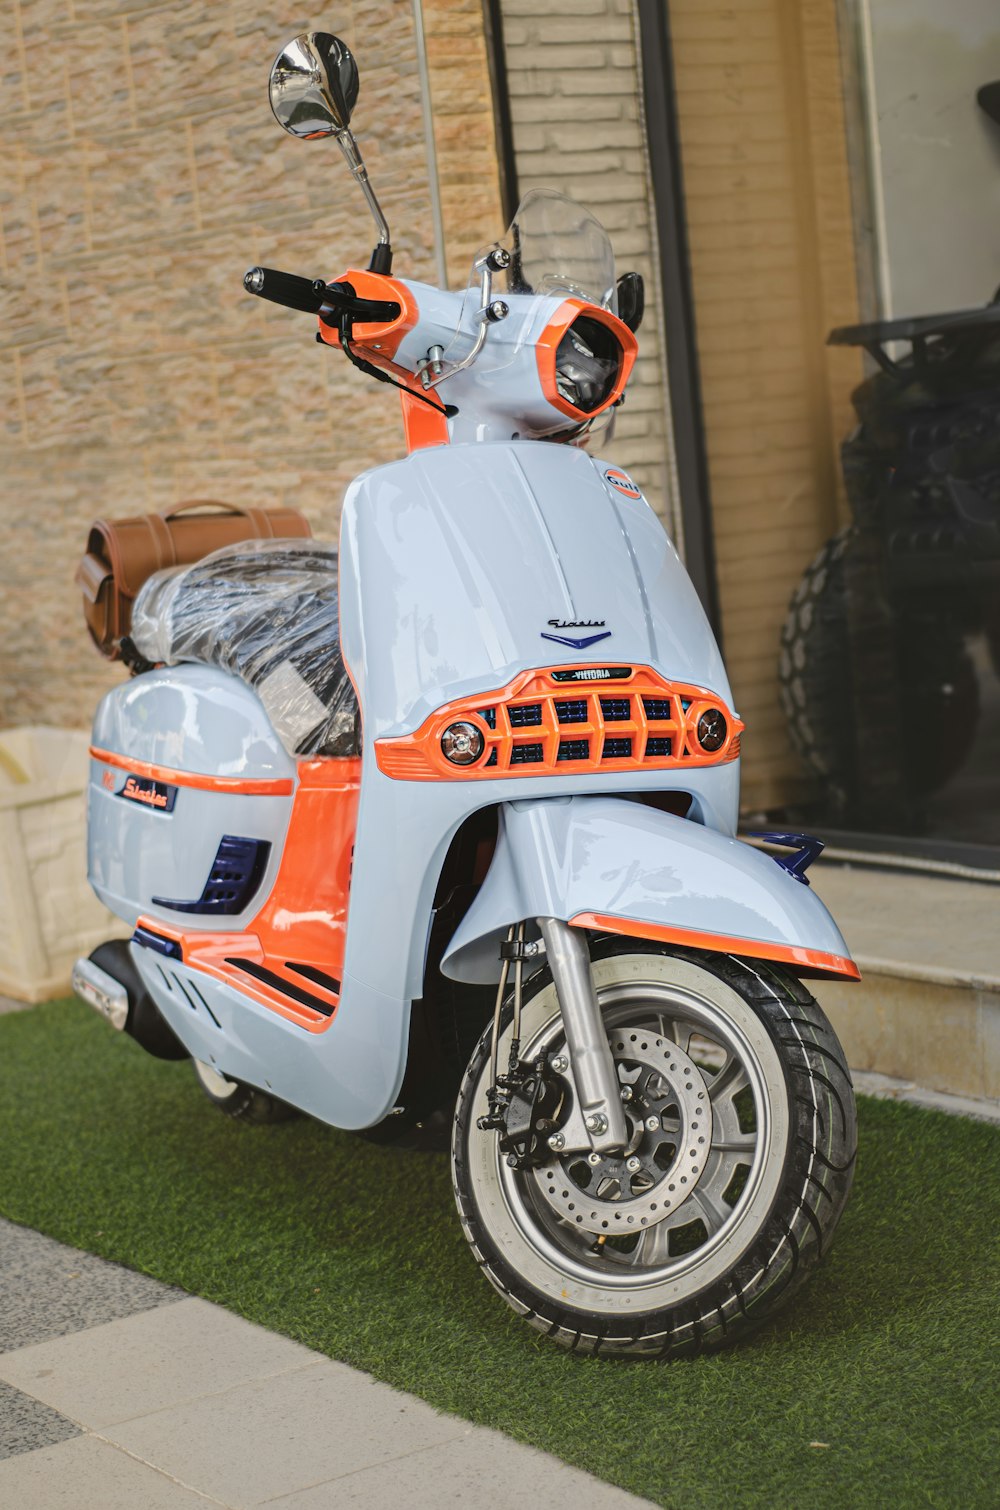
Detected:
left=478, top=917, right=629, bottom=1164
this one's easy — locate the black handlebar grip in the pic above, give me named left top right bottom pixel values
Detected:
left=243, top=266, right=327, bottom=314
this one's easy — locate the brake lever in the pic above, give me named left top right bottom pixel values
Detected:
left=319, top=281, right=401, bottom=325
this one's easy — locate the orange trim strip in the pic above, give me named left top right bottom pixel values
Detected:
left=90, top=747, right=294, bottom=796
left=570, top=911, right=862, bottom=982
left=400, top=389, right=450, bottom=452
left=374, top=664, right=744, bottom=781
left=134, top=918, right=335, bottom=1034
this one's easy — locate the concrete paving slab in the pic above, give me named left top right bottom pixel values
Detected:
left=854, top=1069, right=1000, bottom=1124
left=0, top=1380, right=80, bottom=1461
left=0, top=1432, right=225, bottom=1508
left=261, top=1426, right=659, bottom=1508
left=0, top=1217, right=183, bottom=1351
left=810, top=862, right=1000, bottom=987
left=101, top=1360, right=469, bottom=1508
left=0, top=1297, right=322, bottom=1430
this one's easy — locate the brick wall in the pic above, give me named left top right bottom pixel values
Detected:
left=499, top=0, right=682, bottom=536
left=669, top=0, right=863, bottom=810
left=0, top=0, right=502, bottom=730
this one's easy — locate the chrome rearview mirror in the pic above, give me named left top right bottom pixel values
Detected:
left=269, top=32, right=358, bottom=139
left=268, top=32, right=391, bottom=273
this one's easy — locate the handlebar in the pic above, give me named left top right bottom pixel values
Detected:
left=243, top=266, right=401, bottom=324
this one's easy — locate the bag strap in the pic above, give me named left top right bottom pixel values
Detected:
left=147, top=513, right=177, bottom=570
left=243, top=508, right=276, bottom=538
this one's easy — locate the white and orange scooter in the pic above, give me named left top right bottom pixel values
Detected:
left=74, top=32, right=859, bottom=1356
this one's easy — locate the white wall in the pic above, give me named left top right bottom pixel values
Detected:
left=862, top=0, right=1000, bottom=317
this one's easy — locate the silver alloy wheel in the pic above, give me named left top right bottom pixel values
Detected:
left=463, top=953, right=790, bottom=1315
left=192, top=1059, right=239, bottom=1100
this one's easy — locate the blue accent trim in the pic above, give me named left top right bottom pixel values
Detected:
left=747, top=831, right=825, bottom=886
left=133, top=925, right=183, bottom=959
left=540, top=630, right=613, bottom=650
left=152, top=835, right=271, bottom=916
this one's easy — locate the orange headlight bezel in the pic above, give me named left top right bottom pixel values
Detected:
left=535, top=299, right=639, bottom=422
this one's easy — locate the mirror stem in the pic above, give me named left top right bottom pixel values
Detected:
left=337, top=130, right=392, bottom=272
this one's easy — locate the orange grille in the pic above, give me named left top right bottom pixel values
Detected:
left=374, top=666, right=744, bottom=781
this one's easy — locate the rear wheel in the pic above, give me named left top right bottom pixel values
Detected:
left=191, top=1059, right=299, bottom=1124
left=779, top=527, right=979, bottom=809
left=451, top=941, right=856, bottom=1357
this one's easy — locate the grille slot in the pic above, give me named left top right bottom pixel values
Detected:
left=478, top=707, right=497, bottom=729
left=643, top=697, right=672, bottom=721
left=224, top=958, right=336, bottom=1016
left=510, top=742, right=544, bottom=764
left=646, top=736, right=673, bottom=758
left=602, top=736, right=633, bottom=760
left=554, top=698, right=588, bottom=724
left=600, top=697, right=631, bottom=721
left=485, top=748, right=498, bottom=767
left=557, top=738, right=590, bottom=762
left=508, top=703, right=542, bottom=727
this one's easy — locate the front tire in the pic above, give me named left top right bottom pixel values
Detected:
left=451, top=941, right=856, bottom=1357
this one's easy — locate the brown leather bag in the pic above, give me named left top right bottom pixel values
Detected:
left=76, top=499, right=312, bottom=659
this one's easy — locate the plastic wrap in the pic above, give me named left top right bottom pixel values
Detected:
left=130, top=540, right=361, bottom=758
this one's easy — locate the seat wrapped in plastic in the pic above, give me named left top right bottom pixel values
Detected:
left=130, top=540, right=361, bottom=758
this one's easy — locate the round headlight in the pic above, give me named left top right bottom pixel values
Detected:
left=554, top=315, right=622, bottom=414
left=441, top=721, right=485, bottom=766
left=696, top=708, right=727, bottom=753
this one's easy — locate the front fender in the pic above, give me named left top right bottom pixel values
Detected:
left=441, top=797, right=858, bottom=983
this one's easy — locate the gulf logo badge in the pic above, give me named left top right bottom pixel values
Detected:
left=605, top=468, right=642, bottom=500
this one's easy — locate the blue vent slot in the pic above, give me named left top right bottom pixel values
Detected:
left=600, top=697, right=630, bottom=721
left=557, top=738, right=590, bottom=762
left=508, top=703, right=543, bottom=728
left=602, top=737, right=633, bottom=759
left=153, top=835, right=271, bottom=915
left=555, top=698, right=588, bottom=724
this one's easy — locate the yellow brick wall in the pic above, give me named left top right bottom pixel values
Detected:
left=0, top=1, right=502, bottom=729
left=670, top=0, right=864, bottom=810
left=499, top=0, right=682, bottom=532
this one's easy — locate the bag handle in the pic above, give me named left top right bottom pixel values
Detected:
left=159, top=499, right=250, bottom=521
left=158, top=499, right=277, bottom=538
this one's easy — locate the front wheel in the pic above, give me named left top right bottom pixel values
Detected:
left=451, top=941, right=856, bottom=1357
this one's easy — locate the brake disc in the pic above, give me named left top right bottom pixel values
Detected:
left=529, top=1033, right=711, bottom=1237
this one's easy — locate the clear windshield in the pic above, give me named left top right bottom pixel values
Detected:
left=499, top=188, right=618, bottom=311
left=432, top=189, right=618, bottom=391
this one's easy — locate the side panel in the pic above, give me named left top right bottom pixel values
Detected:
left=441, top=798, right=857, bottom=984
left=88, top=666, right=296, bottom=930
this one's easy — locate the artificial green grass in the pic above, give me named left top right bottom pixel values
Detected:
left=1, top=1000, right=997, bottom=1508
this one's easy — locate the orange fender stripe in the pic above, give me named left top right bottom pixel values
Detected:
left=90, top=746, right=294, bottom=797
left=570, top=911, right=861, bottom=981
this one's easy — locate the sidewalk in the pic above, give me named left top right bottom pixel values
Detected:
left=0, top=1219, right=654, bottom=1509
